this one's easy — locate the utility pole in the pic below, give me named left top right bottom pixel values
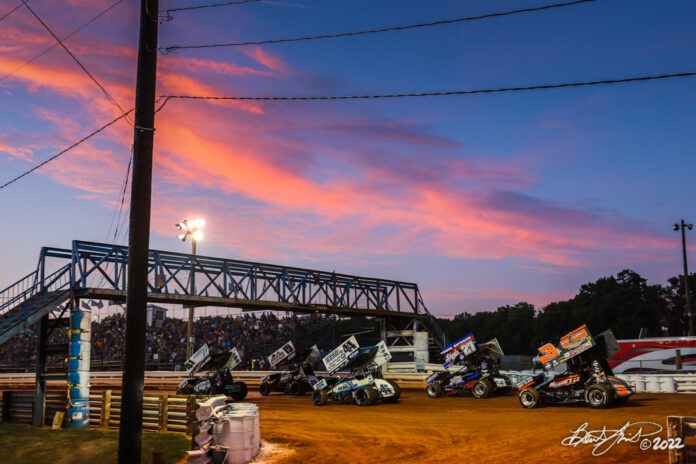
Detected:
left=673, top=219, right=694, bottom=336
left=118, top=0, right=158, bottom=462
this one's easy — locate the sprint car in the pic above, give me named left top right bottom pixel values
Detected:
left=312, top=336, right=400, bottom=406
left=259, top=342, right=321, bottom=396
left=517, top=324, right=634, bottom=409
left=425, top=334, right=512, bottom=399
left=176, top=345, right=248, bottom=401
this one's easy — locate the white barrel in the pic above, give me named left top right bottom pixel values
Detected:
left=631, top=375, right=645, bottom=393
left=212, top=403, right=260, bottom=464
left=659, top=376, right=676, bottom=393
left=644, top=376, right=660, bottom=392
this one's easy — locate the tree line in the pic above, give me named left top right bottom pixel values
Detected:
left=436, top=269, right=695, bottom=356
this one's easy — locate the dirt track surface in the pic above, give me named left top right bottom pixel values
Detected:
left=248, top=390, right=694, bottom=464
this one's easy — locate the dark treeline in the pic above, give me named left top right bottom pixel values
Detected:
left=436, top=269, right=694, bottom=356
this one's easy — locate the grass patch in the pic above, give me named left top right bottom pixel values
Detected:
left=0, top=423, right=190, bottom=464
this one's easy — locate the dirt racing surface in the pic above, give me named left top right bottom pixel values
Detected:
left=249, top=390, right=694, bottom=464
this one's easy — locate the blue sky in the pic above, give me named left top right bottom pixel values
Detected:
left=1, top=0, right=695, bottom=317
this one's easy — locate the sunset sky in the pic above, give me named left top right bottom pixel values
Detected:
left=1, top=0, right=695, bottom=317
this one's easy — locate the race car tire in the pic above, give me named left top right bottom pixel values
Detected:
left=231, top=382, right=248, bottom=401
left=519, top=387, right=540, bottom=408
left=288, top=382, right=302, bottom=396
left=259, top=382, right=271, bottom=396
left=382, top=380, right=401, bottom=403
left=472, top=378, right=493, bottom=399
left=426, top=382, right=443, bottom=399
left=313, top=388, right=328, bottom=406
left=585, top=383, right=612, bottom=409
left=354, top=386, right=378, bottom=406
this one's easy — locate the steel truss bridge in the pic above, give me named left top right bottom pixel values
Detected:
left=0, top=240, right=447, bottom=426
left=0, top=240, right=446, bottom=348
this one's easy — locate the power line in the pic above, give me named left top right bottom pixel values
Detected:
left=1, top=0, right=124, bottom=84
left=0, top=109, right=134, bottom=191
left=19, top=0, right=132, bottom=122
left=161, top=0, right=597, bottom=53
left=0, top=2, right=23, bottom=22
left=160, top=71, right=696, bottom=104
left=164, top=0, right=260, bottom=17
left=4, top=72, right=693, bottom=192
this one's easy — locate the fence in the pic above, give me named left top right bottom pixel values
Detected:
left=0, top=389, right=197, bottom=433
left=668, top=416, right=696, bottom=464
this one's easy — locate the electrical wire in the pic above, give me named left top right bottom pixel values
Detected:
left=160, top=71, right=696, bottom=104
left=161, top=0, right=597, bottom=53
left=165, top=0, right=260, bottom=15
left=1, top=0, right=124, bottom=84
left=19, top=0, right=132, bottom=123
left=4, top=72, right=693, bottom=192
left=0, top=109, right=134, bottom=191
left=0, top=1, right=23, bottom=22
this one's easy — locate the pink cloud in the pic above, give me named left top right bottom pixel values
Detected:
left=241, top=47, right=293, bottom=74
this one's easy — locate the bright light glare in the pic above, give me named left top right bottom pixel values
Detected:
left=192, top=230, right=204, bottom=241
left=178, top=233, right=187, bottom=241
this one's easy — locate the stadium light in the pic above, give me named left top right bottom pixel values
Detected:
left=176, top=217, right=205, bottom=358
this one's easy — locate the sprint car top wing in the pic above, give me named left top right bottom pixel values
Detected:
left=322, top=335, right=360, bottom=375
left=441, top=334, right=477, bottom=368
left=477, top=337, right=505, bottom=361
left=538, top=324, right=596, bottom=370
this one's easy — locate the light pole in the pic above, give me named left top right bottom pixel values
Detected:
left=673, top=219, right=694, bottom=336
left=176, top=218, right=205, bottom=359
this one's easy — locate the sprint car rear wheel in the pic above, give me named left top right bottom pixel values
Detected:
left=230, top=382, right=248, bottom=401
left=259, top=382, right=271, bottom=396
left=313, top=388, right=328, bottom=406
left=289, top=381, right=306, bottom=396
left=354, top=386, right=378, bottom=406
left=426, top=382, right=443, bottom=399
left=472, top=378, right=493, bottom=399
left=585, top=383, right=612, bottom=409
left=519, top=387, right=540, bottom=408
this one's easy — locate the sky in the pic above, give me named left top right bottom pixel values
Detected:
left=1, top=0, right=695, bottom=318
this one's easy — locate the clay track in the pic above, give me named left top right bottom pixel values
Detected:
left=1, top=374, right=693, bottom=463
left=250, top=390, right=695, bottom=464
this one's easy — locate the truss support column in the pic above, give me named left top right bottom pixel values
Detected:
left=66, top=297, right=91, bottom=428
left=32, top=314, right=49, bottom=427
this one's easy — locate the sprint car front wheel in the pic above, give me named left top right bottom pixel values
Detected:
left=354, top=386, right=378, bottom=406
left=312, top=388, right=328, bottom=406
left=230, top=382, right=248, bottom=401
left=382, top=380, right=401, bottom=403
left=585, top=384, right=612, bottom=409
left=259, top=382, right=271, bottom=396
left=426, top=382, right=443, bottom=399
left=519, top=387, right=540, bottom=408
left=472, top=378, right=493, bottom=399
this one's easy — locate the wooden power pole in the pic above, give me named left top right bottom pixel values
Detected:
left=118, top=0, right=158, bottom=462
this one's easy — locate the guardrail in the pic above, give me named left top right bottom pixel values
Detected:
left=0, top=389, right=197, bottom=432
left=1, top=370, right=693, bottom=395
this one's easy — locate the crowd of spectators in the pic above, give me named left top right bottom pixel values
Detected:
left=0, top=311, right=332, bottom=372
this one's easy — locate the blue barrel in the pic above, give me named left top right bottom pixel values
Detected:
left=66, top=302, right=91, bottom=429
